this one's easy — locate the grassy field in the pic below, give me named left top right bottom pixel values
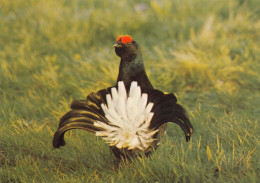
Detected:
left=0, top=0, right=259, bottom=182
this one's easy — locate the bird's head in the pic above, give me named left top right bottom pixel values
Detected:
left=113, top=35, right=140, bottom=61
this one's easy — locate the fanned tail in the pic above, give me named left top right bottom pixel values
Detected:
left=53, top=90, right=110, bottom=148
left=53, top=83, right=193, bottom=150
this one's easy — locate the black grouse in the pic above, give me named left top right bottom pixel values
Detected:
left=53, top=35, right=193, bottom=159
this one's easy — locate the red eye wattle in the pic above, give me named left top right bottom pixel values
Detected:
left=116, top=35, right=133, bottom=44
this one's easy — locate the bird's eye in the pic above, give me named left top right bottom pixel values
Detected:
left=126, top=42, right=131, bottom=46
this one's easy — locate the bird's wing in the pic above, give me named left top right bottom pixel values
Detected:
left=142, top=88, right=194, bottom=142
left=53, top=88, right=111, bottom=148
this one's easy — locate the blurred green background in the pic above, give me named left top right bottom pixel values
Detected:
left=0, top=0, right=259, bottom=182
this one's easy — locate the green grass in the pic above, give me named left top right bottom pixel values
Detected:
left=0, top=0, right=259, bottom=182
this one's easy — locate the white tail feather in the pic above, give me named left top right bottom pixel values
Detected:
left=94, top=81, right=157, bottom=150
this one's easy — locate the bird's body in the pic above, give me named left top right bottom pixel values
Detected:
left=53, top=35, right=193, bottom=160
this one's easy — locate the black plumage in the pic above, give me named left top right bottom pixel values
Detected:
left=53, top=35, right=193, bottom=159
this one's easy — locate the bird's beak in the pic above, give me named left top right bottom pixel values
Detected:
left=113, top=43, right=122, bottom=48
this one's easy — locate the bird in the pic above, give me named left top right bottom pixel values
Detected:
left=53, top=35, right=193, bottom=160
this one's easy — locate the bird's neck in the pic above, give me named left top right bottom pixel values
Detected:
left=116, top=53, right=153, bottom=89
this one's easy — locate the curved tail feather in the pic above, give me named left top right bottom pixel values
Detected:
left=146, top=92, right=194, bottom=141
left=53, top=121, right=102, bottom=148
left=53, top=89, right=110, bottom=148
